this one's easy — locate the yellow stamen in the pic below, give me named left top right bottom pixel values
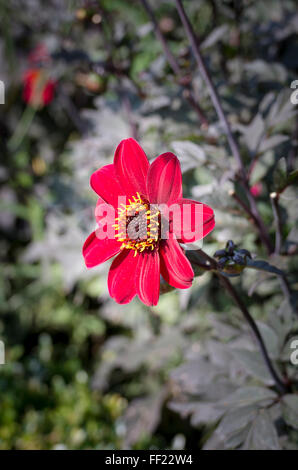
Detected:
left=114, top=194, right=160, bottom=255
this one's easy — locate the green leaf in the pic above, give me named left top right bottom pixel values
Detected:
left=168, top=401, right=224, bottom=426
left=219, top=386, right=277, bottom=409
left=281, top=394, right=298, bottom=430
left=201, top=25, right=228, bottom=50
left=243, top=410, right=281, bottom=450
left=236, top=114, right=265, bottom=153
left=273, top=157, right=288, bottom=192
left=273, top=157, right=298, bottom=193
left=286, top=169, right=298, bottom=188
left=278, top=169, right=298, bottom=193
left=216, top=406, right=257, bottom=446
left=231, top=349, right=275, bottom=384
left=185, top=250, right=209, bottom=276
left=171, top=140, right=206, bottom=173
left=256, top=322, right=280, bottom=359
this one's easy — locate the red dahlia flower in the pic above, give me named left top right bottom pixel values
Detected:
left=83, top=138, right=215, bottom=306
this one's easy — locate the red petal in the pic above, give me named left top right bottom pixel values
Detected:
left=23, top=83, right=33, bottom=104
left=114, top=138, right=149, bottom=198
left=170, top=198, right=215, bottom=243
left=108, top=250, right=138, bottom=304
left=90, top=164, right=125, bottom=208
left=42, top=79, right=55, bottom=105
left=160, top=238, right=194, bottom=289
left=147, top=152, right=182, bottom=205
left=23, top=70, right=38, bottom=104
left=135, top=251, right=160, bottom=306
left=82, top=231, right=120, bottom=268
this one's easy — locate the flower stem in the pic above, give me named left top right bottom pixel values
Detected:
left=119, top=88, right=139, bottom=141
left=140, top=0, right=208, bottom=127
left=174, top=0, right=244, bottom=176
left=268, top=193, right=296, bottom=312
left=8, top=105, right=36, bottom=151
left=228, top=189, right=273, bottom=253
left=216, top=271, right=288, bottom=395
left=140, top=0, right=180, bottom=76
left=246, top=184, right=273, bottom=253
left=189, top=248, right=289, bottom=394
left=270, top=192, right=282, bottom=255
left=174, top=0, right=273, bottom=254
left=229, top=189, right=259, bottom=225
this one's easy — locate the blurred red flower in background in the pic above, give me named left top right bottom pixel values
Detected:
left=22, top=44, right=56, bottom=108
left=83, top=139, right=215, bottom=306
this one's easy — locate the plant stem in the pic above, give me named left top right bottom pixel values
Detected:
left=270, top=192, right=282, bottom=255
left=140, top=0, right=208, bottom=127
left=141, top=0, right=180, bottom=76
left=267, top=194, right=295, bottom=312
left=216, top=271, right=288, bottom=395
left=246, top=186, right=273, bottom=254
left=288, top=113, right=298, bottom=172
left=122, top=93, right=139, bottom=141
left=8, top=105, right=36, bottom=151
left=229, top=189, right=259, bottom=225
left=182, top=88, right=209, bottom=128
left=278, top=274, right=297, bottom=316
left=194, top=248, right=218, bottom=269
left=186, top=248, right=216, bottom=271
left=228, top=189, right=273, bottom=253
left=189, top=248, right=288, bottom=393
left=175, top=0, right=244, bottom=177
left=175, top=0, right=273, bottom=254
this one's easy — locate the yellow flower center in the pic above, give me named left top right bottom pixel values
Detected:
left=113, top=192, right=160, bottom=256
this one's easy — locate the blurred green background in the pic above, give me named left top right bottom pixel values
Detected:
left=0, top=0, right=297, bottom=450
